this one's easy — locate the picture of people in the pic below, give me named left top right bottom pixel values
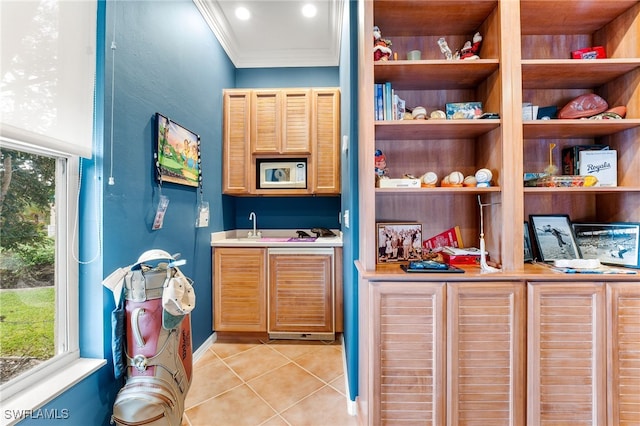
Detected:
left=572, top=223, right=639, bottom=268
left=530, top=215, right=581, bottom=261
left=156, top=113, right=201, bottom=187
left=377, top=223, right=422, bottom=263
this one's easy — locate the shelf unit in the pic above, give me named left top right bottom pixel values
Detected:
left=520, top=1, right=640, bottom=233
left=358, top=0, right=640, bottom=273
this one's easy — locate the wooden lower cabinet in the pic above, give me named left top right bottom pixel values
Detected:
left=607, top=282, right=640, bottom=425
left=363, top=281, right=446, bottom=426
left=213, top=247, right=341, bottom=337
left=213, top=247, right=267, bottom=332
left=527, top=282, right=607, bottom=426
left=268, top=248, right=334, bottom=337
left=447, top=282, right=526, bottom=426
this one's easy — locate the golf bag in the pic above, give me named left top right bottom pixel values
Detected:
left=105, top=250, right=195, bottom=426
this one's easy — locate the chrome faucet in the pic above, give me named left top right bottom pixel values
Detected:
left=248, top=212, right=261, bottom=238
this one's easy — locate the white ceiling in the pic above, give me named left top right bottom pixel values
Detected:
left=193, top=0, right=344, bottom=69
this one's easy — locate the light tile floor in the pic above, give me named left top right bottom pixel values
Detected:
left=182, top=336, right=358, bottom=426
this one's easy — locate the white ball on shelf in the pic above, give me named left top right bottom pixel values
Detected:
left=475, top=168, right=493, bottom=183
left=421, top=171, right=438, bottom=185
left=463, top=175, right=477, bottom=186
left=448, top=171, right=464, bottom=184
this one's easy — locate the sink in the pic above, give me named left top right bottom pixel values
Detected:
left=259, top=237, right=291, bottom=242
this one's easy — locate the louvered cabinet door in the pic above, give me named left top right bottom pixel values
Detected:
left=251, top=90, right=281, bottom=153
left=607, top=282, right=640, bottom=426
left=447, top=282, right=526, bottom=426
left=371, top=282, right=446, bottom=426
left=268, top=249, right=334, bottom=334
left=281, top=89, right=311, bottom=154
left=222, top=90, right=251, bottom=194
left=213, top=248, right=267, bottom=332
left=527, top=282, right=606, bottom=426
left=312, top=88, right=340, bottom=194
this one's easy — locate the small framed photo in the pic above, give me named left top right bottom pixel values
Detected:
left=572, top=222, right=640, bottom=268
left=529, top=214, right=581, bottom=262
left=155, top=113, right=201, bottom=187
left=377, top=222, right=423, bottom=263
left=524, top=222, right=533, bottom=262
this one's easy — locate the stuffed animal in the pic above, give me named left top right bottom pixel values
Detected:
left=373, top=26, right=393, bottom=61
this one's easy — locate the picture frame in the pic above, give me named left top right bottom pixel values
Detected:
left=529, top=214, right=581, bottom=262
left=155, top=113, right=201, bottom=187
left=376, top=222, right=423, bottom=263
left=523, top=221, right=533, bottom=262
left=572, top=222, right=640, bottom=268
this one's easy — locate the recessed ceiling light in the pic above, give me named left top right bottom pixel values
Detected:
left=301, top=4, right=317, bottom=18
left=235, top=6, right=250, bottom=20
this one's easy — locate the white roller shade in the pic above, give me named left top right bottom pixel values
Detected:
left=0, top=0, right=97, bottom=158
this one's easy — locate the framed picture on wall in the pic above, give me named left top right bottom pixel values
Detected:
left=155, top=113, right=201, bottom=187
left=376, top=222, right=423, bottom=263
left=572, top=222, right=640, bottom=268
left=529, top=214, right=581, bottom=262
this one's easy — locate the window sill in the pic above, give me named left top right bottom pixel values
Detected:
left=1, top=358, right=106, bottom=426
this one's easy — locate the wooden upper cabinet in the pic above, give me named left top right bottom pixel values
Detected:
left=251, top=89, right=311, bottom=155
left=313, top=89, right=341, bottom=194
left=251, top=90, right=281, bottom=154
left=282, top=90, right=312, bottom=154
left=222, top=90, right=251, bottom=194
left=447, top=282, right=526, bottom=426
left=527, top=282, right=606, bottom=426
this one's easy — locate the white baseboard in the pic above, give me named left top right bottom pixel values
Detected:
left=192, top=332, right=216, bottom=363
left=340, top=337, right=358, bottom=417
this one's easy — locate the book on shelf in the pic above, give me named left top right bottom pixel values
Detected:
left=422, top=226, right=464, bottom=251
left=374, top=82, right=405, bottom=121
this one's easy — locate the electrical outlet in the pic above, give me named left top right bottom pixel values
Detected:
left=344, top=210, right=350, bottom=228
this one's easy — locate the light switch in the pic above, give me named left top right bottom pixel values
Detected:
left=344, top=210, right=350, bottom=228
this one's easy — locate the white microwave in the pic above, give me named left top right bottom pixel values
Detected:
left=257, top=159, right=307, bottom=189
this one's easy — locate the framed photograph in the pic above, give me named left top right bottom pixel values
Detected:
left=572, top=222, right=640, bottom=268
left=529, top=214, right=581, bottom=262
left=524, top=222, right=533, bottom=262
left=155, top=113, right=201, bottom=187
left=377, top=222, right=423, bottom=263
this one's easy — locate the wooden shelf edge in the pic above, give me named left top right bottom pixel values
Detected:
left=524, top=186, right=640, bottom=194
left=376, top=119, right=501, bottom=140
left=376, top=186, right=500, bottom=194
left=523, top=119, right=640, bottom=139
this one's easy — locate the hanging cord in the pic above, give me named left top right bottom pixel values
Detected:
left=108, top=3, right=117, bottom=185
left=197, top=136, right=203, bottom=204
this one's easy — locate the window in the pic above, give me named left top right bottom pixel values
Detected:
left=0, top=0, right=99, bottom=414
left=0, top=145, right=79, bottom=399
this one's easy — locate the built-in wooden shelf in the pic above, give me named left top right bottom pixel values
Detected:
left=522, top=59, right=640, bottom=89
left=524, top=186, right=640, bottom=194
left=374, top=60, right=500, bottom=90
left=375, top=119, right=500, bottom=140
left=376, top=186, right=500, bottom=195
left=520, top=0, right=639, bottom=35
left=523, top=119, right=640, bottom=139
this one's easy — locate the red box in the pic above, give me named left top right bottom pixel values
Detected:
left=442, top=253, right=485, bottom=265
left=571, top=46, right=606, bottom=59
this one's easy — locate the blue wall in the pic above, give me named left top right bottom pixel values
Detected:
left=21, top=0, right=359, bottom=424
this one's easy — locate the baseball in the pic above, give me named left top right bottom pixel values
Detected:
left=412, top=106, right=427, bottom=120
left=421, top=171, right=438, bottom=185
left=463, top=175, right=477, bottom=186
left=475, top=168, right=492, bottom=183
left=448, top=171, right=464, bottom=184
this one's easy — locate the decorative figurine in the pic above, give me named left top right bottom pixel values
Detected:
left=375, top=149, right=389, bottom=178
left=437, top=37, right=453, bottom=60
left=458, top=32, right=482, bottom=60
left=373, top=26, right=393, bottom=61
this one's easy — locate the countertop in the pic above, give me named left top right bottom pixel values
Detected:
left=211, top=229, right=343, bottom=248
